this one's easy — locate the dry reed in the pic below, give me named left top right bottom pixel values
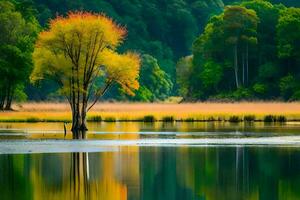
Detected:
left=1, top=102, right=299, bottom=122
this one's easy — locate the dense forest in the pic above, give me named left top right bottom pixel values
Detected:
left=0, top=0, right=300, bottom=106
left=179, top=0, right=300, bottom=101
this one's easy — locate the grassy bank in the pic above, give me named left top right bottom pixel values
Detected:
left=1, top=102, right=300, bottom=123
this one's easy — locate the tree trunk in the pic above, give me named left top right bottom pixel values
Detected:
left=234, top=45, right=239, bottom=89
left=246, top=44, right=249, bottom=86
left=0, top=93, right=5, bottom=110
left=71, top=106, right=87, bottom=139
left=4, top=86, right=13, bottom=111
left=242, top=53, right=245, bottom=86
left=70, top=77, right=88, bottom=139
left=81, top=94, right=88, bottom=132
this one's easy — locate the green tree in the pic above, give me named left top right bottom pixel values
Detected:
left=191, top=14, right=226, bottom=99
left=134, top=55, right=173, bottom=102
left=277, top=8, right=300, bottom=65
left=0, top=1, right=38, bottom=110
left=200, top=60, right=223, bottom=90
left=279, top=74, right=298, bottom=100
left=190, top=5, right=258, bottom=100
left=242, top=0, right=282, bottom=64
left=276, top=7, right=300, bottom=99
left=223, top=6, right=258, bottom=88
left=176, top=56, right=193, bottom=98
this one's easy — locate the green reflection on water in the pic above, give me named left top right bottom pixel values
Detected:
left=1, top=146, right=300, bottom=200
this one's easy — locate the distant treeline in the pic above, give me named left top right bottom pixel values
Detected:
left=0, top=0, right=299, bottom=106
left=177, top=0, right=300, bottom=101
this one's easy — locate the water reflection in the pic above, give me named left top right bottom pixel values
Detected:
left=1, top=146, right=300, bottom=199
left=1, top=121, right=300, bottom=140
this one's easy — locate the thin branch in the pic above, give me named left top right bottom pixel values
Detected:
left=87, top=80, right=113, bottom=112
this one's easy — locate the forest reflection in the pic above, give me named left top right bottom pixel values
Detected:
left=1, top=146, right=300, bottom=200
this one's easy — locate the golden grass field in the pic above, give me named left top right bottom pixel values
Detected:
left=0, top=102, right=300, bottom=122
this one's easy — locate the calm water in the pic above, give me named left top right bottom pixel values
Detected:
left=1, top=122, right=300, bottom=200
left=1, top=121, right=300, bottom=140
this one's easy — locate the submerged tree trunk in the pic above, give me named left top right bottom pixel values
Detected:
left=72, top=114, right=87, bottom=139
left=71, top=102, right=88, bottom=139
left=234, top=45, right=239, bottom=89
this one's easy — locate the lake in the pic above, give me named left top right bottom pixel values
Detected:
left=1, top=122, right=300, bottom=200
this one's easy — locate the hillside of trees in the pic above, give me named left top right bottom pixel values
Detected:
left=0, top=0, right=300, bottom=106
left=177, top=0, right=300, bottom=101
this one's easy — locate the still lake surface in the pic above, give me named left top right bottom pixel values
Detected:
left=1, top=122, right=300, bottom=200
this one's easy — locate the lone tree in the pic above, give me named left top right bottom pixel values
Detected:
left=31, top=12, right=140, bottom=139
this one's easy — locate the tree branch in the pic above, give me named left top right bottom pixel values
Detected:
left=87, top=80, right=113, bottom=112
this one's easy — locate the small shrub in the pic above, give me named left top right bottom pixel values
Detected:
left=276, top=115, right=287, bottom=122
left=26, top=117, right=40, bottom=122
left=232, top=87, right=253, bottom=100
left=253, top=83, right=267, bottom=96
left=143, top=115, right=156, bottom=122
left=291, top=90, right=300, bottom=100
left=264, top=115, right=276, bottom=122
left=244, top=115, right=256, bottom=122
left=228, top=116, right=241, bottom=123
left=162, top=116, right=175, bottom=122
left=88, top=115, right=102, bottom=122
left=184, top=118, right=195, bottom=122
left=104, top=117, right=116, bottom=122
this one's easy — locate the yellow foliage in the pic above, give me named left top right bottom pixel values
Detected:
left=31, top=11, right=140, bottom=98
left=101, top=50, right=140, bottom=95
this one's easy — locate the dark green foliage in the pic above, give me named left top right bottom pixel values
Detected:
left=179, top=0, right=300, bottom=101
left=133, top=55, right=173, bottom=102
left=264, top=115, right=287, bottom=122
left=88, top=116, right=102, bottom=122
left=26, top=117, right=39, bottom=122
left=0, top=1, right=39, bottom=109
left=161, top=116, right=175, bottom=122
left=176, top=56, right=193, bottom=98
left=264, top=115, right=276, bottom=122
left=143, top=115, right=156, bottom=122
left=279, top=75, right=298, bottom=100
left=228, top=115, right=241, bottom=123
left=104, top=117, right=117, bottom=123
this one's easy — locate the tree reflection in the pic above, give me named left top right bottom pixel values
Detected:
left=70, top=152, right=90, bottom=199
left=1, top=147, right=300, bottom=199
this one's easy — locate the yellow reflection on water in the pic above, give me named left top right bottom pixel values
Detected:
left=29, top=147, right=140, bottom=200
left=2, top=121, right=300, bottom=140
left=2, top=146, right=300, bottom=199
